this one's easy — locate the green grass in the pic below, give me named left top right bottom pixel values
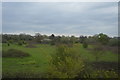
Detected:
left=3, top=44, right=55, bottom=74
left=2, top=43, right=118, bottom=78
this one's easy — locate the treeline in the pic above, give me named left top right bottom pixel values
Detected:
left=1, top=33, right=120, bottom=47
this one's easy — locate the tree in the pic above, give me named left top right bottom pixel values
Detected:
left=70, top=35, right=77, bottom=44
left=19, top=33, right=26, bottom=40
left=49, top=34, right=55, bottom=45
left=35, top=33, right=43, bottom=43
left=7, top=43, right=10, bottom=46
left=86, top=36, right=97, bottom=44
left=49, top=34, right=55, bottom=40
left=97, top=33, right=109, bottom=45
left=8, top=40, right=13, bottom=44
left=79, top=36, right=87, bottom=43
left=18, top=40, right=23, bottom=46
left=54, top=36, right=61, bottom=45
left=108, top=37, right=119, bottom=46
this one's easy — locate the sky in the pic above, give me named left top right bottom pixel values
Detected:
left=0, top=2, right=1, bottom=33
left=2, top=2, right=118, bottom=37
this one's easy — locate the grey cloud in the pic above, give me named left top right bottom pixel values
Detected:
left=2, top=2, right=118, bottom=37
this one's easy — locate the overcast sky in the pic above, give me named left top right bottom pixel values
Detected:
left=2, top=2, right=118, bottom=37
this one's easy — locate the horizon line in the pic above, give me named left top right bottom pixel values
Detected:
left=1, top=32, right=118, bottom=38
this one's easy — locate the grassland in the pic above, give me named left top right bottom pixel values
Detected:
left=2, top=43, right=118, bottom=78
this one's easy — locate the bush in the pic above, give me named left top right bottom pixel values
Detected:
left=83, top=69, right=118, bottom=78
left=46, top=44, right=84, bottom=78
left=77, top=64, right=118, bottom=78
left=2, top=49, right=30, bottom=58
left=23, top=41, right=27, bottom=44
left=93, top=45, right=104, bottom=62
left=18, top=41, right=23, bottom=45
left=9, top=40, right=13, bottom=44
left=50, top=41, right=55, bottom=45
left=82, top=42, right=88, bottom=48
left=108, top=38, right=118, bottom=46
left=7, top=43, right=10, bottom=46
left=97, top=33, right=109, bottom=45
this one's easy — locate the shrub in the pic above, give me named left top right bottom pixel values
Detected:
left=93, top=45, right=104, bottom=62
left=46, top=44, right=84, bottom=78
left=9, top=40, right=13, bottom=44
left=82, top=42, right=88, bottom=48
left=83, top=69, right=118, bottom=78
left=7, top=43, right=10, bottom=46
left=108, top=38, right=118, bottom=46
left=50, top=41, right=55, bottom=45
left=77, top=64, right=118, bottom=78
left=97, top=33, right=109, bottom=45
left=18, top=41, right=23, bottom=45
left=23, top=41, right=27, bottom=44
left=2, top=49, right=30, bottom=58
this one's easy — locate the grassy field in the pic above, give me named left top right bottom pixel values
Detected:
left=2, top=43, right=118, bottom=78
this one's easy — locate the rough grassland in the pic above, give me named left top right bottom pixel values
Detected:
left=2, top=43, right=118, bottom=78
